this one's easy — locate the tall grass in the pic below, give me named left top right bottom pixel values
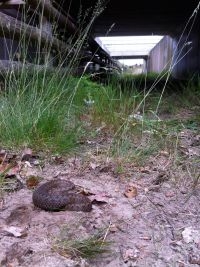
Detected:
left=0, top=0, right=200, bottom=161
left=84, top=72, right=200, bottom=162
left=0, top=0, right=106, bottom=153
left=0, top=66, right=199, bottom=156
left=0, top=74, right=80, bottom=153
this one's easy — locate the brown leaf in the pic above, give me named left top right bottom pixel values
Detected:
left=26, top=175, right=41, bottom=189
left=124, top=184, right=138, bottom=198
left=6, top=206, right=32, bottom=225
left=2, top=225, right=27, bottom=237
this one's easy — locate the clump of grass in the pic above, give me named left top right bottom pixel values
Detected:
left=176, top=76, right=200, bottom=108
left=149, top=76, right=200, bottom=116
left=74, top=75, right=143, bottom=130
left=0, top=74, right=82, bottom=153
left=53, top=228, right=112, bottom=259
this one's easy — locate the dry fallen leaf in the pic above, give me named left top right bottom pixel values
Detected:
left=122, top=248, right=140, bottom=262
left=26, top=175, right=41, bottom=189
left=2, top=225, right=27, bottom=237
left=89, top=162, right=99, bottom=170
left=159, top=150, right=169, bottom=156
left=19, top=162, right=38, bottom=178
left=109, top=224, right=118, bottom=232
left=124, top=184, right=138, bottom=198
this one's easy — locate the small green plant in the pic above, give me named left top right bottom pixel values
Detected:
left=0, top=74, right=82, bottom=153
left=53, top=228, right=112, bottom=259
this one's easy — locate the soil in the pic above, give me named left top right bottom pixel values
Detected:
left=0, top=109, right=200, bottom=267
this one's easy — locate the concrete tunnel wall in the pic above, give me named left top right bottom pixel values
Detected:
left=172, top=34, right=200, bottom=79
left=147, top=18, right=200, bottom=79
left=172, top=16, right=200, bottom=79
left=147, top=35, right=175, bottom=74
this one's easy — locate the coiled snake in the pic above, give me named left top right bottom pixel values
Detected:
left=32, top=179, right=92, bottom=212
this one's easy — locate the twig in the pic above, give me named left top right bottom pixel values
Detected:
left=100, top=221, right=112, bottom=248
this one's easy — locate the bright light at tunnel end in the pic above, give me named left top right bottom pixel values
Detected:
left=95, top=35, right=164, bottom=66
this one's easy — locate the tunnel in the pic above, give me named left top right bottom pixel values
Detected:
left=59, top=0, right=200, bottom=80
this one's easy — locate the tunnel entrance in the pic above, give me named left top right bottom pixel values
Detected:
left=95, top=35, right=164, bottom=75
left=93, top=34, right=195, bottom=92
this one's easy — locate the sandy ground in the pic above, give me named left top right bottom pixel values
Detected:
left=0, top=126, right=200, bottom=267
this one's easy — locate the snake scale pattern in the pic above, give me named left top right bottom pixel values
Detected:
left=32, top=179, right=92, bottom=212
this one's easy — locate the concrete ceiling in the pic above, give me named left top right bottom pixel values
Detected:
left=95, top=36, right=164, bottom=57
left=60, top=0, right=199, bottom=37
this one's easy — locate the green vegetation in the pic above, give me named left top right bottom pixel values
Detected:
left=0, top=0, right=199, bottom=162
left=0, top=0, right=105, bottom=154
left=0, top=74, right=80, bottom=153
left=53, top=227, right=112, bottom=259
left=0, top=72, right=199, bottom=159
